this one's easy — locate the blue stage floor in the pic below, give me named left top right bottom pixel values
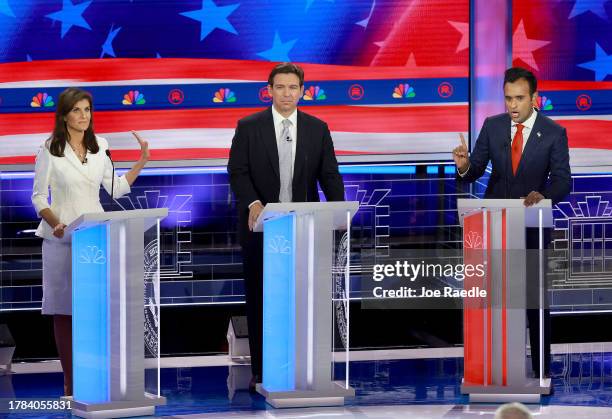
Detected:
left=3, top=351, right=612, bottom=418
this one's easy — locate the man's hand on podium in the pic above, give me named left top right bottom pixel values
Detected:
left=523, top=191, right=544, bottom=207
left=248, top=201, right=264, bottom=231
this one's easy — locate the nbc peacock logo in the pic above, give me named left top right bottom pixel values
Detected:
left=213, top=88, right=236, bottom=103
left=303, top=86, right=326, bottom=101
left=30, top=93, right=55, bottom=108
left=392, top=83, right=416, bottom=99
left=122, top=90, right=146, bottom=105
left=536, top=96, right=553, bottom=111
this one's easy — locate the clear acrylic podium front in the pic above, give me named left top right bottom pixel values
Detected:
left=254, top=201, right=358, bottom=408
left=66, top=208, right=167, bottom=418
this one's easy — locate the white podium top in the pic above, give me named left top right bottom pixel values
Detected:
left=66, top=208, right=168, bottom=234
left=253, top=201, right=359, bottom=232
left=457, top=198, right=553, bottom=228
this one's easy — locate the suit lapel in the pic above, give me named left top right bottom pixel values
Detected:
left=504, top=117, right=514, bottom=178
left=65, top=144, right=95, bottom=183
left=260, top=107, right=279, bottom=179
left=515, top=112, right=543, bottom=177
left=292, top=110, right=308, bottom=188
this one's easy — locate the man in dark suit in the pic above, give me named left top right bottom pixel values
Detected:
left=453, top=67, right=571, bottom=377
left=227, top=63, right=345, bottom=390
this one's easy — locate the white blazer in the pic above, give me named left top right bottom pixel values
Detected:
left=31, top=136, right=131, bottom=241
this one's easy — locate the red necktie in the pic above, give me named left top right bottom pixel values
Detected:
left=511, top=124, right=524, bottom=175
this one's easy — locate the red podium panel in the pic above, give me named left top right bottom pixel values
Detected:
left=458, top=199, right=553, bottom=403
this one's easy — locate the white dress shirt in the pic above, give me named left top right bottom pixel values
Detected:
left=32, top=136, right=131, bottom=240
left=271, top=105, right=298, bottom=174
left=249, top=107, right=298, bottom=208
left=511, top=107, right=538, bottom=151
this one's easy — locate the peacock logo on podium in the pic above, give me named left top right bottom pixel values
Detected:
left=464, top=231, right=483, bottom=249
left=79, top=246, right=107, bottom=264
left=267, top=235, right=292, bottom=254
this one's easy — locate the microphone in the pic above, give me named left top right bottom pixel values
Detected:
left=105, top=149, right=115, bottom=201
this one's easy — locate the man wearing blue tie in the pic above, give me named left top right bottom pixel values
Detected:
left=453, top=67, right=571, bottom=378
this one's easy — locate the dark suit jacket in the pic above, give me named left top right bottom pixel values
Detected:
left=228, top=107, right=345, bottom=243
left=459, top=111, right=571, bottom=204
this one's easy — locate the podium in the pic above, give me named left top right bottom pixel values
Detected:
left=253, top=201, right=358, bottom=408
left=457, top=199, right=552, bottom=403
left=66, top=208, right=168, bottom=418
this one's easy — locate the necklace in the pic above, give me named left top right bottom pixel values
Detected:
left=68, top=141, right=87, bottom=164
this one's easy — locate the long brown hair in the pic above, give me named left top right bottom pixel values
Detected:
left=48, top=87, right=99, bottom=157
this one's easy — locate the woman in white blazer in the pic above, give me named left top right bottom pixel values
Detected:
left=31, top=87, right=150, bottom=396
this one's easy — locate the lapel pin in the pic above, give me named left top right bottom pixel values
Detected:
left=536, top=131, right=542, bottom=138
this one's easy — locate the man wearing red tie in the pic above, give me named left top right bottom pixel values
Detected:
left=452, top=67, right=571, bottom=378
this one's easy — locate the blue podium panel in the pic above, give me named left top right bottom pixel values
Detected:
left=262, top=214, right=296, bottom=392
left=72, top=224, right=110, bottom=403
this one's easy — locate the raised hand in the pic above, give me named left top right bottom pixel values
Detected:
left=131, top=131, right=150, bottom=162
left=452, top=133, right=469, bottom=172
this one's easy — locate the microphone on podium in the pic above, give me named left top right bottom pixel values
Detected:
left=105, top=149, right=115, bottom=201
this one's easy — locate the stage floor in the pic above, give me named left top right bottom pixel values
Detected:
left=4, top=344, right=612, bottom=418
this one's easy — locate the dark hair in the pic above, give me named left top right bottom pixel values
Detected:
left=267, top=62, right=305, bottom=86
left=47, top=87, right=99, bottom=157
left=504, top=67, right=537, bottom=96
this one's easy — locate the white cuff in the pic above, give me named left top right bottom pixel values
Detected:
left=457, top=164, right=470, bottom=177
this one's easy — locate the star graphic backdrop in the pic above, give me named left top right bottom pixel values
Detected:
left=0, top=0, right=473, bottom=166
left=512, top=0, right=612, bottom=167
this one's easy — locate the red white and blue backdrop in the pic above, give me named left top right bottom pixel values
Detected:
left=0, top=0, right=611, bottom=318
left=512, top=0, right=612, bottom=168
left=0, top=0, right=469, bottom=166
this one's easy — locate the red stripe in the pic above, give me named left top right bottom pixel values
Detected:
left=0, top=58, right=468, bottom=83
left=463, top=211, right=486, bottom=386
left=558, top=120, right=612, bottom=150
left=0, top=105, right=469, bottom=136
left=0, top=148, right=370, bottom=165
left=539, top=81, right=612, bottom=91
left=486, top=212, right=492, bottom=386
left=501, top=209, right=507, bottom=386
